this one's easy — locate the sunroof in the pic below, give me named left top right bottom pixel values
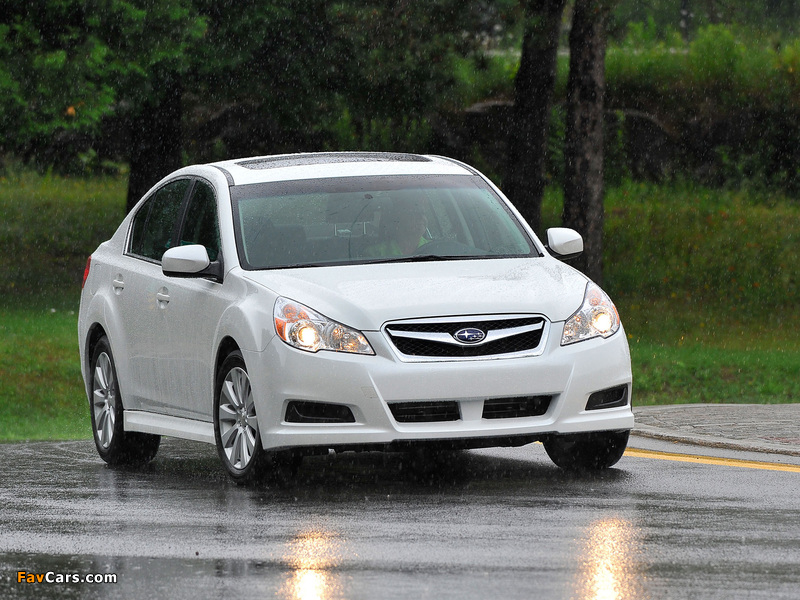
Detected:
left=236, top=152, right=431, bottom=170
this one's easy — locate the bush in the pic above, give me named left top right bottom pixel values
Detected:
left=604, top=24, right=800, bottom=194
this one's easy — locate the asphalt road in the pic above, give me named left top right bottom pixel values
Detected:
left=1, top=438, right=799, bottom=600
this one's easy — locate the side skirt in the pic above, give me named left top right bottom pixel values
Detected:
left=124, top=410, right=216, bottom=445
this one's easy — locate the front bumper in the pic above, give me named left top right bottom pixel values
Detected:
left=244, top=323, right=634, bottom=452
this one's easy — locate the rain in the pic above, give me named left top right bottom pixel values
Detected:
left=2, top=1, right=800, bottom=598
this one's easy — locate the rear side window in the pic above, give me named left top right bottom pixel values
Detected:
left=129, top=179, right=190, bottom=261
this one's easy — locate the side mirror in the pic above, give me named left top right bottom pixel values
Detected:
left=162, top=245, right=223, bottom=282
left=546, top=228, right=583, bottom=260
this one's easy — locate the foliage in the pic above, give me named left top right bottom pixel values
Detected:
left=329, top=111, right=433, bottom=153
left=602, top=23, right=800, bottom=193
left=610, top=0, right=800, bottom=40
left=186, top=0, right=344, bottom=157
left=0, top=0, right=204, bottom=173
left=2, top=0, right=516, bottom=172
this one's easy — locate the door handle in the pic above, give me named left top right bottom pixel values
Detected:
left=112, top=275, right=125, bottom=295
left=156, top=288, right=170, bottom=308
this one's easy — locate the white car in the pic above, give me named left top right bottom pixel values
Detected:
left=78, top=152, right=633, bottom=483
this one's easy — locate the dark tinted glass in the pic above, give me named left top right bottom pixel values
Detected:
left=181, top=181, right=221, bottom=261
left=129, top=179, right=190, bottom=261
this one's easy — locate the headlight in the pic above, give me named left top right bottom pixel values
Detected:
left=561, top=282, right=621, bottom=345
left=274, top=297, right=374, bottom=355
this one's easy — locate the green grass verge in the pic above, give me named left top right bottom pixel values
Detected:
left=0, top=172, right=798, bottom=441
left=622, top=298, right=800, bottom=405
left=0, top=170, right=126, bottom=305
left=0, top=307, right=90, bottom=441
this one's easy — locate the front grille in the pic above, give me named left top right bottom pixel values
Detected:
left=385, top=316, right=546, bottom=359
left=389, top=401, right=460, bottom=423
left=482, top=396, right=552, bottom=419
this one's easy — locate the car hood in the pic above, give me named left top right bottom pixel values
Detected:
left=241, top=258, right=589, bottom=331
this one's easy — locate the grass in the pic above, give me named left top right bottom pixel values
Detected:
left=0, top=307, right=90, bottom=441
left=0, top=170, right=126, bottom=303
left=622, top=298, right=800, bottom=405
left=0, top=172, right=798, bottom=441
left=0, top=171, right=124, bottom=441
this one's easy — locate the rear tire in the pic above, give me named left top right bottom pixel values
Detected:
left=89, top=336, right=160, bottom=466
left=543, top=430, right=629, bottom=471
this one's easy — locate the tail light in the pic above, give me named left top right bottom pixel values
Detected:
left=82, top=256, right=92, bottom=289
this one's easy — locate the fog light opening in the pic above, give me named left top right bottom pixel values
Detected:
left=585, top=386, right=629, bottom=411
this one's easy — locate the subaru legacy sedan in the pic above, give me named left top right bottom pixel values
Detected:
left=79, top=152, right=633, bottom=483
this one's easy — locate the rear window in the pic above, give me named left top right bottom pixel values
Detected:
left=230, top=175, right=537, bottom=270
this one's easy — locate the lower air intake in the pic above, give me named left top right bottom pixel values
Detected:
left=389, top=401, right=461, bottom=423
left=482, top=396, right=552, bottom=419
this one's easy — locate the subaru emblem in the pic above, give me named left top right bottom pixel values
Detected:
left=454, top=327, right=486, bottom=344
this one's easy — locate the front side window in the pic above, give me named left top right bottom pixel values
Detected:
left=129, top=179, right=190, bottom=261
left=231, top=175, right=537, bottom=270
left=180, top=181, right=221, bottom=261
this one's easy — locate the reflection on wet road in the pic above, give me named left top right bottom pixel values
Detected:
left=576, top=517, right=643, bottom=600
left=281, top=530, right=346, bottom=600
left=0, top=439, right=799, bottom=599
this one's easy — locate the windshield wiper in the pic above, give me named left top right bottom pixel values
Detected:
left=360, top=254, right=466, bottom=265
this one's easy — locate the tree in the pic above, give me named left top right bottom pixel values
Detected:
left=0, top=1, right=119, bottom=167
left=113, top=1, right=205, bottom=211
left=183, top=1, right=508, bottom=159
left=503, top=0, right=566, bottom=230
left=562, top=0, right=615, bottom=284
left=184, top=0, right=345, bottom=162
left=504, top=0, right=567, bottom=235
left=0, top=1, right=203, bottom=211
left=324, top=0, right=505, bottom=150
left=3, top=1, right=513, bottom=210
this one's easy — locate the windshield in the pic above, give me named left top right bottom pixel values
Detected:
left=231, top=175, right=539, bottom=269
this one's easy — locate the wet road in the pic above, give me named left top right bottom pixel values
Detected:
left=1, top=438, right=799, bottom=599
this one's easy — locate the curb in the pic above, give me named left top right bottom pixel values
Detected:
left=632, top=404, right=800, bottom=458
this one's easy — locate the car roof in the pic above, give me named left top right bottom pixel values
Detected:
left=207, top=152, right=478, bottom=186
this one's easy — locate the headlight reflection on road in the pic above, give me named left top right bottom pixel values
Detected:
left=575, top=517, right=647, bottom=600
left=280, top=530, right=346, bottom=600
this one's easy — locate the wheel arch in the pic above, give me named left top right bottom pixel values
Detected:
left=83, top=323, right=109, bottom=398
left=215, top=336, right=242, bottom=390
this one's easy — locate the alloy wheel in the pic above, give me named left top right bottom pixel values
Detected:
left=217, top=366, right=259, bottom=471
left=92, top=352, right=116, bottom=449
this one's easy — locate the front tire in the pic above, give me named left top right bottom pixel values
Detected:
left=89, top=336, right=160, bottom=466
left=214, top=351, right=268, bottom=484
left=543, top=430, right=629, bottom=471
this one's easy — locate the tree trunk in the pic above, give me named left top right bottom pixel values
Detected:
left=680, top=0, right=692, bottom=42
left=563, top=0, right=610, bottom=285
left=125, top=72, right=184, bottom=214
left=504, top=0, right=566, bottom=235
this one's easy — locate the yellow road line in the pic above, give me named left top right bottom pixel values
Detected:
left=625, top=448, right=800, bottom=473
